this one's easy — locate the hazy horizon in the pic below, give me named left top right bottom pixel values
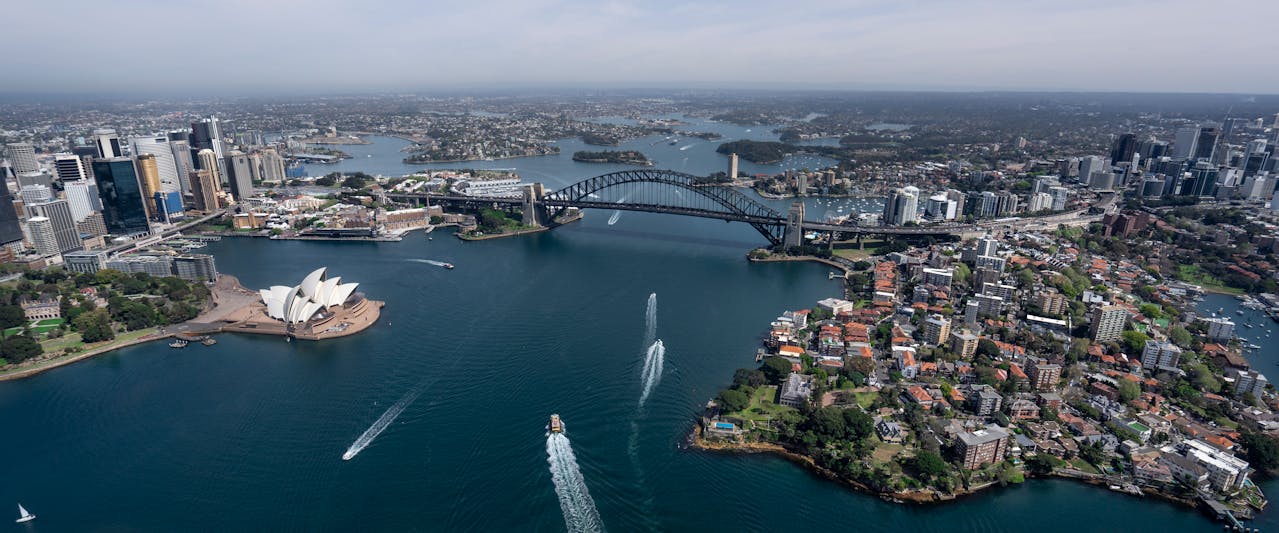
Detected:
left=2, top=0, right=1277, bottom=95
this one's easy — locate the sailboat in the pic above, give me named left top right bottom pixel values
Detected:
left=15, top=503, right=34, bottom=523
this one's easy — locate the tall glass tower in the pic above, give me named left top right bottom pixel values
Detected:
left=91, top=157, right=151, bottom=235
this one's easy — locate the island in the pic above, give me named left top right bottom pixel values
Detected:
left=716, top=140, right=792, bottom=164
left=571, top=150, right=653, bottom=166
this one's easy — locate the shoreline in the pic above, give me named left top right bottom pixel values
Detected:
left=689, top=428, right=1204, bottom=512
left=0, top=276, right=385, bottom=382
left=748, top=253, right=852, bottom=275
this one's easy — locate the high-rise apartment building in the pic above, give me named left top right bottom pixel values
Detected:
left=1089, top=305, right=1128, bottom=343
left=27, top=217, right=59, bottom=256
left=26, top=200, right=82, bottom=253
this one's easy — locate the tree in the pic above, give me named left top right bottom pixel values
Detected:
left=1187, top=363, right=1221, bottom=393
left=0, top=334, right=41, bottom=363
left=761, top=356, right=792, bottom=383
left=1243, top=432, right=1279, bottom=473
left=74, top=310, right=115, bottom=343
left=1117, top=379, right=1141, bottom=403
left=910, top=451, right=948, bottom=481
left=733, top=368, right=768, bottom=388
left=1025, top=454, right=1057, bottom=475
left=1168, top=326, right=1194, bottom=348
left=717, top=389, right=749, bottom=413
left=0, top=304, right=25, bottom=330
left=976, top=339, right=1000, bottom=358
left=1121, top=330, right=1149, bottom=355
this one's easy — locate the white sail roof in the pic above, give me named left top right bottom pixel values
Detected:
left=259, top=268, right=361, bottom=324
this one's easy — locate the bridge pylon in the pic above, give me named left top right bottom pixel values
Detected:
left=783, top=201, right=805, bottom=249
left=522, top=183, right=546, bottom=227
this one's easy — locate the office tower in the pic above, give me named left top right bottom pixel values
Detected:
left=169, top=139, right=194, bottom=195
left=63, top=179, right=103, bottom=222
left=196, top=149, right=224, bottom=191
left=1109, top=133, right=1136, bottom=166
left=1089, top=305, right=1128, bottom=343
left=259, top=148, right=286, bottom=182
left=92, top=129, right=122, bottom=159
left=27, top=217, right=58, bottom=256
left=1242, top=139, right=1270, bottom=177
left=135, top=153, right=163, bottom=219
left=1194, top=127, right=1220, bottom=162
left=728, top=153, right=739, bottom=180
left=1142, top=176, right=1167, bottom=197
left=16, top=171, right=52, bottom=190
left=1137, top=139, right=1169, bottom=163
left=26, top=200, right=81, bottom=253
left=248, top=152, right=264, bottom=182
left=191, top=116, right=227, bottom=180
left=130, top=136, right=184, bottom=196
left=5, top=143, right=39, bottom=174
left=1049, top=186, right=1070, bottom=210
left=91, top=157, right=151, bottom=235
left=1185, top=161, right=1219, bottom=197
left=70, top=145, right=97, bottom=178
left=53, top=153, right=87, bottom=181
left=19, top=184, right=51, bottom=205
left=189, top=169, right=219, bottom=212
left=76, top=212, right=108, bottom=238
left=1173, top=125, right=1200, bottom=160
left=223, top=151, right=254, bottom=201
left=1032, top=175, right=1060, bottom=194
left=1078, top=155, right=1105, bottom=184
left=0, top=182, right=24, bottom=247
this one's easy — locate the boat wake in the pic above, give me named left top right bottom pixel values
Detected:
left=547, top=432, right=604, bottom=533
left=409, top=258, right=448, bottom=267
left=678, top=144, right=695, bottom=151
left=607, top=210, right=622, bottom=225
left=643, top=293, right=657, bottom=347
left=342, top=386, right=423, bottom=460
left=638, top=340, right=665, bottom=407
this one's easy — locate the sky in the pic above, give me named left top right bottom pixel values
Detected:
left=3, top=0, right=1278, bottom=94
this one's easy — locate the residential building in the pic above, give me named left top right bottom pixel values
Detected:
left=1089, top=305, right=1128, bottom=343
left=1028, top=361, right=1061, bottom=391
left=969, top=386, right=1003, bottom=416
left=1178, top=440, right=1251, bottom=492
left=957, top=425, right=1010, bottom=469
left=1202, top=317, right=1235, bottom=342
left=1141, top=341, right=1183, bottom=373
left=951, top=329, right=979, bottom=358
left=779, top=373, right=814, bottom=408
left=26, top=200, right=82, bottom=254
left=1034, top=290, right=1068, bottom=316
left=26, top=217, right=58, bottom=256
left=1232, top=369, right=1269, bottom=398
left=923, top=314, right=951, bottom=345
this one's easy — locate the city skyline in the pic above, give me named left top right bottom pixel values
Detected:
left=2, top=0, right=1277, bottom=95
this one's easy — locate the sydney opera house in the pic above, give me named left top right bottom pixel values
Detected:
left=259, top=267, right=362, bottom=325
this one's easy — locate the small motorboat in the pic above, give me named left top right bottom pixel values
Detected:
left=15, top=503, right=34, bottom=523
left=548, top=414, right=563, bottom=433
left=442, top=263, right=454, bottom=270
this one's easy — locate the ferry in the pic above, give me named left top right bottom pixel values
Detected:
left=548, top=414, right=563, bottom=433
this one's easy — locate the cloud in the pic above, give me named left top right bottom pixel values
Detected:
left=1, top=0, right=1276, bottom=93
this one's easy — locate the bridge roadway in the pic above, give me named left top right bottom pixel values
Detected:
left=387, top=192, right=1104, bottom=238
left=104, top=209, right=228, bottom=256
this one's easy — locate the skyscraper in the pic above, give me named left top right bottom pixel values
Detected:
left=135, top=153, right=162, bottom=219
left=130, top=135, right=184, bottom=198
left=27, top=217, right=59, bottom=256
left=259, top=148, right=286, bottom=183
left=223, top=151, right=254, bottom=201
left=92, top=129, right=122, bottom=159
left=0, top=182, right=24, bottom=247
left=1089, top=305, right=1128, bottom=343
left=19, top=184, right=52, bottom=205
left=91, top=157, right=151, bottom=235
left=1194, top=127, right=1220, bottom=162
left=196, top=149, right=224, bottom=192
left=26, top=200, right=82, bottom=253
left=191, top=116, right=227, bottom=181
left=1173, top=125, right=1200, bottom=160
left=53, top=153, right=87, bottom=181
left=1109, top=133, right=1136, bottom=166
left=5, top=143, right=39, bottom=174
left=169, top=139, right=194, bottom=196
left=189, top=169, right=220, bottom=212
left=63, top=180, right=103, bottom=222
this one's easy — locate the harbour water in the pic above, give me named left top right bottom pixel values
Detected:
left=0, top=131, right=1264, bottom=531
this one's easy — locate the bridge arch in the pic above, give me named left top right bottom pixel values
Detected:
left=544, top=170, right=786, bottom=244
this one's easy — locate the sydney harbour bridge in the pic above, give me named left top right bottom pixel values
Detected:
left=384, top=169, right=1104, bottom=247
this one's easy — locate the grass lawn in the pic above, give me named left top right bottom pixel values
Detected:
left=871, top=442, right=904, bottom=464
left=736, top=386, right=794, bottom=425
left=854, top=391, right=879, bottom=409
left=1176, top=264, right=1244, bottom=295
left=40, top=332, right=84, bottom=353
left=832, top=239, right=889, bottom=262
left=34, top=318, right=65, bottom=327
left=1069, top=459, right=1100, bottom=474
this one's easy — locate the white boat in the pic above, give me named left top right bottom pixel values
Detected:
left=15, top=503, right=34, bottom=523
